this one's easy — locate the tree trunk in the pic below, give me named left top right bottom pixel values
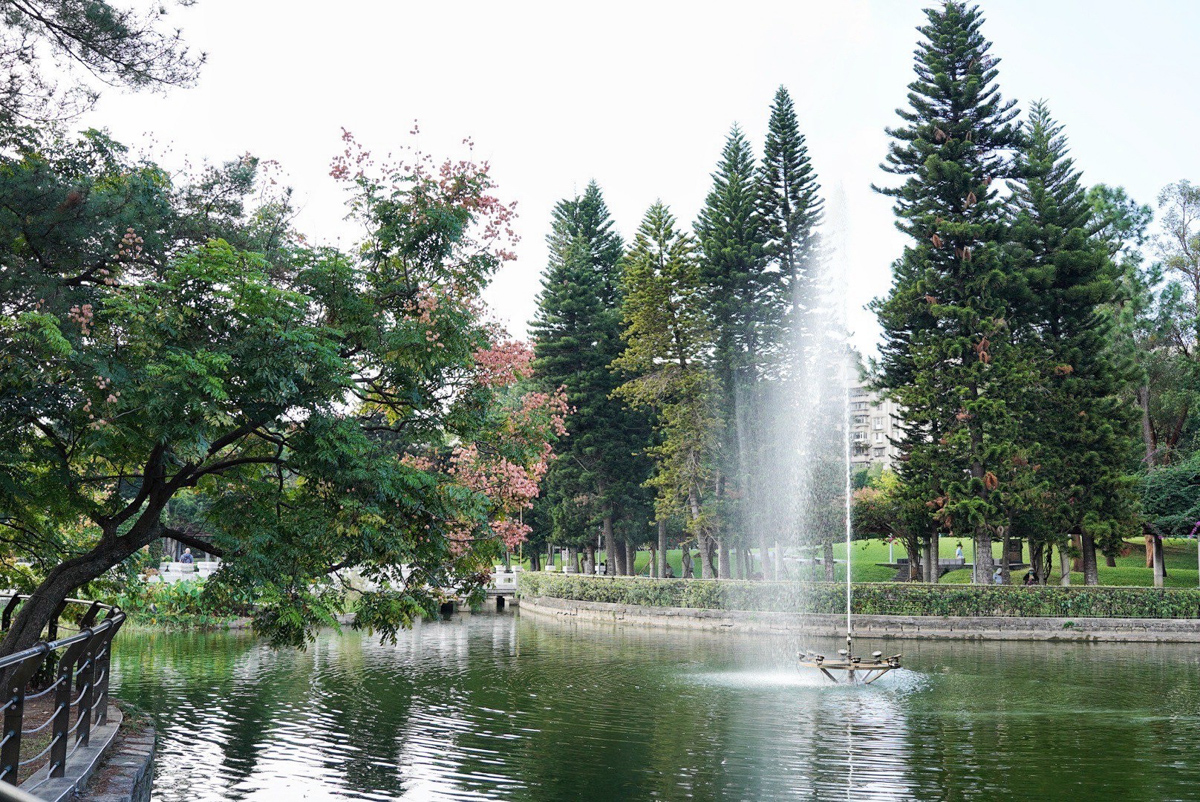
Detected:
left=681, top=545, right=694, bottom=579
left=547, top=542, right=555, bottom=571
left=1153, top=534, right=1166, bottom=588
left=1080, top=533, right=1099, bottom=586
left=760, top=537, right=773, bottom=581
left=1029, top=538, right=1043, bottom=584
left=823, top=540, right=835, bottom=582
left=566, top=547, right=579, bottom=574
left=1145, top=533, right=1155, bottom=568
left=1138, top=384, right=1156, bottom=465
left=613, top=541, right=627, bottom=576
left=774, top=540, right=784, bottom=579
left=530, top=550, right=541, bottom=572
left=2, top=524, right=156, bottom=656
left=657, top=520, right=667, bottom=578
left=717, top=538, right=731, bottom=579
left=1059, top=541, right=1071, bottom=586
left=922, top=538, right=934, bottom=583
left=1071, top=532, right=1084, bottom=573
left=604, top=513, right=616, bottom=574
left=974, top=530, right=994, bottom=584
left=584, top=543, right=596, bottom=575
left=999, top=527, right=1011, bottom=585
left=625, top=541, right=637, bottom=576
left=1105, top=552, right=1116, bottom=567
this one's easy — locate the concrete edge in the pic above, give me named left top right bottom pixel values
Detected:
left=75, top=719, right=155, bottom=802
left=19, top=707, right=123, bottom=802
left=519, top=595, right=1200, bottom=642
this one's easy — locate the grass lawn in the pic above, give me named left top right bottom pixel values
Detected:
left=505, top=537, right=1200, bottom=588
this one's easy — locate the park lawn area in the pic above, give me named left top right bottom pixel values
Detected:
left=507, top=537, right=1200, bottom=588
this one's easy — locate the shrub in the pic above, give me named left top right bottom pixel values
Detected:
left=518, top=573, right=1200, bottom=619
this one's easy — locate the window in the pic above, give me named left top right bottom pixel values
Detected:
left=853, top=431, right=867, bottom=441
left=872, top=416, right=884, bottom=430
left=873, top=447, right=885, bottom=457
left=874, top=432, right=885, bottom=443
left=851, top=402, right=869, bottom=411
left=853, top=415, right=868, bottom=426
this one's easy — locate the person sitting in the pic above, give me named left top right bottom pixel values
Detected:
left=663, top=564, right=675, bottom=579
left=1023, top=571, right=1037, bottom=586
left=992, top=565, right=1003, bottom=585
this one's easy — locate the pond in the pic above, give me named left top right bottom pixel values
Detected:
left=111, top=611, right=1200, bottom=801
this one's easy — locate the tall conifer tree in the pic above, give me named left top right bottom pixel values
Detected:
left=531, top=183, right=652, bottom=575
left=695, top=124, right=768, bottom=578
left=758, top=86, right=826, bottom=578
left=1009, top=102, right=1139, bottom=584
left=615, top=203, right=720, bottom=578
left=872, top=1, right=1022, bottom=583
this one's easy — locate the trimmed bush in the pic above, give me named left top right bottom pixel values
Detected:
left=518, top=573, right=1200, bottom=619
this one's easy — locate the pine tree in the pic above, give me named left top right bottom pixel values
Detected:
left=694, top=124, right=768, bottom=578
left=1009, top=102, right=1140, bottom=585
left=872, top=1, right=1023, bottom=584
left=530, top=183, right=652, bottom=575
left=614, top=202, right=720, bottom=578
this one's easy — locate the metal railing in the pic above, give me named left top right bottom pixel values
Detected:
left=0, top=596, right=125, bottom=800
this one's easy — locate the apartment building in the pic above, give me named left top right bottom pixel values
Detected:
left=849, top=383, right=903, bottom=472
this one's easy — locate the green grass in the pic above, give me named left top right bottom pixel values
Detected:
left=505, top=537, right=1200, bottom=588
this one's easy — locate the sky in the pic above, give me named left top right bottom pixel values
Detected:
left=83, top=0, right=1200, bottom=357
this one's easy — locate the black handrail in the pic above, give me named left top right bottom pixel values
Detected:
left=0, top=596, right=126, bottom=799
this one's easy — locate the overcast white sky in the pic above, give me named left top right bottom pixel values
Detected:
left=83, top=0, right=1200, bottom=356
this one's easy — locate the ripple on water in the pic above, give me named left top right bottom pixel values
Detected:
left=110, top=615, right=1200, bottom=802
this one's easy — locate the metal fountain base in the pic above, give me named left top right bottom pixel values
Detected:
left=799, top=634, right=901, bottom=685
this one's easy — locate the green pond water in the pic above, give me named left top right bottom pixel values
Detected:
left=111, top=611, right=1200, bottom=801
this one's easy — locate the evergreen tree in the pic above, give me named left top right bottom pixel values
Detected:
left=614, top=202, right=720, bottom=578
left=1008, top=102, right=1140, bottom=585
left=758, top=86, right=826, bottom=578
left=872, top=1, right=1023, bottom=583
left=694, top=124, right=768, bottom=578
left=760, top=85, right=825, bottom=339
left=530, top=182, right=652, bottom=575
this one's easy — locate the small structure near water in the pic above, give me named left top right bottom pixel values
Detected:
left=799, top=634, right=902, bottom=685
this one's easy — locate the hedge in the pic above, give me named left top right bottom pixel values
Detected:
left=518, top=573, right=1200, bottom=619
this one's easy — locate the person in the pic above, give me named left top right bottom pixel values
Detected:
left=599, top=561, right=607, bottom=576
left=663, top=564, right=675, bottom=579
left=1023, top=571, right=1036, bottom=586
left=955, top=543, right=964, bottom=560
left=180, top=548, right=194, bottom=565
left=992, top=565, right=1003, bottom=585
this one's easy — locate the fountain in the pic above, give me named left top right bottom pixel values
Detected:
left=779, top=189, right=901, bottom=685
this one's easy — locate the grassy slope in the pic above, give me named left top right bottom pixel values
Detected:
left=507, top=538, right=1200, bottom=588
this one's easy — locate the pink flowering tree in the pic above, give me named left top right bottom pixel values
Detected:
left=0, top=129, right=567, bottom=653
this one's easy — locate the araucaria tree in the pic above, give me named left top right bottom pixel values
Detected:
left=614, top=203, right=720, bottom=578
left=1008, top=102, right=1139, bottom=585
left=694, top=124, right=768, bottom=578
left=872, top=1, right=1023, bottom=584
left=0, top=129, right=567, bottom=653
left=530, top=182, right=652, bottom=576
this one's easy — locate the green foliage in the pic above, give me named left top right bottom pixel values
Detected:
left=519, top=573, right=1200, bottom=619
left=112, top=579, right=255, bottom=630
left=530, top=183, right=653, bottom=556
left=0, top=129, right=565, bottom=653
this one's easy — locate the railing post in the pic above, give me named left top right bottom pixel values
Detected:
left=0, top=646, right=48, bottom=785
left=0, top=595, right=19, bottom=631
left=74, top=629, right=99, bottom=749
left=49, top=634, right=90, bottom=779
left=90, top=615, right=122, bottom=728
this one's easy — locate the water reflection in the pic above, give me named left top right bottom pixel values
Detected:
left=110, top=614, right=1200, bottom=801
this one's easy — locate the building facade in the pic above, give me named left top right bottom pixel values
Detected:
left=849, top=383, right=903, bottom=472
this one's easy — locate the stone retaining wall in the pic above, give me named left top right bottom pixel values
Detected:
left=76, top=720, right=155, bottom=802
left=520, top=595, right=1200, bottom=642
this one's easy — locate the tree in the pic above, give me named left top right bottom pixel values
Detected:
left=1008, top=102, right=1139, bottom=585
left=872, top=1, right=1023, bottom=584
left=0, top=0, right=202, bottom=132
left=614, top=202, right=720, bottom=578
left=530, top=182, right=652, bottom=576
left=0, top=130, right=566, bottom=654
left=694, top=124, right=768, bottom=578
